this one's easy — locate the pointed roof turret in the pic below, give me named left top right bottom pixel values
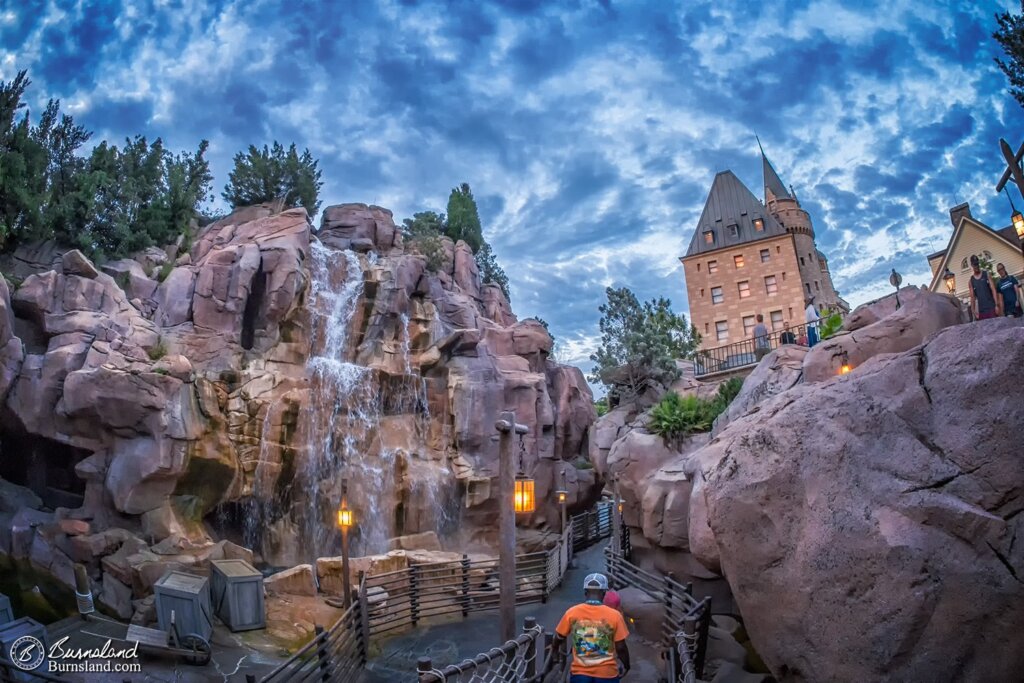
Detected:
left=757, top=137, right=792, bottom=202
left=685, top=170, right=787, bottom=257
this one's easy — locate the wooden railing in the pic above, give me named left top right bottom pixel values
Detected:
left=693, top=321, right=813, bottom=377
left=258, top=600, right=366, bottom=683
left=570, top=500, right=613, bottom=550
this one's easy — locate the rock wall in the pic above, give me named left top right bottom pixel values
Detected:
left=0, top=202, right=599, bottom=623
left=602, top=289, right=1024, bottom=681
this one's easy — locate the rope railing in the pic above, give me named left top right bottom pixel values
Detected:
left=414, top=617, right=547, bottom=683
left=258, top=600, right=365, bottom=683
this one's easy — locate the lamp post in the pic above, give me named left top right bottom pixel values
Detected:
left=496, top=411, right=529, bottom=643
left=337, top=479, right=354, bottom=607
left=943, top=268, right=956, bottom=295
left=889, top=269, right=903, bottom=309
left=1014, top=209, right=1024, bottom=262
left=996, top=138, right=1024, bottom=264
left=555, top=468, right=568, bottom=535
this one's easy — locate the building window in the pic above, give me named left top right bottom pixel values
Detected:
left=788, top=306, right=793, bottom=319
left=738, top=281, right=751, bottom=299
left=715, top=320, right=729, bottom=341
left=753, top=217, right=764, bottom=232
left=782, top=271, right=787, bottom=281
left=776, top=245, right=781, bottom=253
left=711, top=287, right=724, bottom=304
left=696, top=262, right=700, bottom=272
left=700, top=288, right=705, bottom=297
left=708, top=260, right=718, bottom=273
left=742, top=315, right=756, bottom=338
left=805, top=283, right=811, bottom=294
left=800, top=256, right=805, bottom=266
left=734, top=254, right=745, bottom=268
left=704, top=230, right=715, bottom=244
left=960, top=257, right=969, bottom=270
left=771, top=310, right=783, bottom=330
left=728, top=223, right=739, bottom=238
left=815, top=281, right=820, bottom=291
left=760, top=248, right=770, bottom=262
left=765, top=275, right=778, bottom=294
left=704, top=322, right=709, bottom=334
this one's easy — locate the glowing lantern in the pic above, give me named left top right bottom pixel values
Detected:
left=337, top=505, right=354, bottom=529
left=1013, top=210, right=1024, bottom=239
left=514, top=476, right=535, bottom=513
left=556, top=489, right=568, bottom=505
left=838, top=351, right=852, bottom=375
left=943, top=268, right=956, bottom=294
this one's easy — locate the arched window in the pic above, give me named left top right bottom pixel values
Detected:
left=961, top=257, right=969, bottom=270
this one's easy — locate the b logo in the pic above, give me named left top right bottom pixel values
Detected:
left=9, top=635, right=45, bottom=671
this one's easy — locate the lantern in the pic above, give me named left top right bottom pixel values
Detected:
left=1013, top=210, right=1024, bottom=239
left=555, top=489, right=568, bottom=505
left=942, top=268, right=956, bottom=294
left=514, top=476, right=535, bottom=513
left=839, top=351, right=852, bottom=375
left=337, top=505, right=353, bottom=529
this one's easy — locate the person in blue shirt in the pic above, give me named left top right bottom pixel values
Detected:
left=996, top=263, right=1023, bottom=318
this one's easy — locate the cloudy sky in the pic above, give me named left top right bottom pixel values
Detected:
left=4, top=0, right=1024, bottom=375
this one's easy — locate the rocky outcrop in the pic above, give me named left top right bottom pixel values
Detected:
left=703, top=317, right=1024, bottom=681
left=0, top=200, right=600, bottom=623
left=604, top=289, right=1022, bottom=681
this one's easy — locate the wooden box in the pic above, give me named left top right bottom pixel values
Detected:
left=154, top=571, right=213, bottom=642
left=0, top=617, right=48, bottom=680
left=210, top=559, right=265, bottom=632
left=0, top=593, right=12, bottom=625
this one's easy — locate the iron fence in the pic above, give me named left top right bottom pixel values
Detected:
left=693, top=321, right=813, bottom=377
left=570, top=501, right=612, bottom=551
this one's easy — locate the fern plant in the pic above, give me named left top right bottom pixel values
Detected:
left=818, top=306, right=844, bottom=340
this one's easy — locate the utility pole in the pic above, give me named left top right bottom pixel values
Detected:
left=496, top=411, right=528, bottom=642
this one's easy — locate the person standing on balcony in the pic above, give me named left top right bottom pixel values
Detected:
left=805, top=297, right=821, bottom=347
left=779, top=321, right=797, bottom=345
left=969, top=254, right=1001, bottom=320
left=551, top=573, right=631, bottom=682
left=753, top=314, right=771, bottom=361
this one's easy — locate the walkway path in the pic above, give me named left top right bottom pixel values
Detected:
left=361, top=543, right=662, bottom=682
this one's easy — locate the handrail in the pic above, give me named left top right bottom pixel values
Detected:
left=414, top=616, right=546, bottom=682
left=693, top=320, right=814, bottom=377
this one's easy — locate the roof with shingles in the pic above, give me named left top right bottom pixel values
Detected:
left=684, top=170, right=787, bottom=258
left=762, top=152, right=791, bottom=200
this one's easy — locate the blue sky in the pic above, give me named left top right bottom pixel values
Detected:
left=4, top=0, right=1023, bottom=374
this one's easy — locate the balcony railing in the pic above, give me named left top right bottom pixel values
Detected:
left=693, top=321, right=814, bottom=378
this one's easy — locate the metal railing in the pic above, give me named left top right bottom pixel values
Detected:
left=258, top=600, right=366, bottom=683
left=414, top=617, right=547, bottom=683
left=693, top=321, right=814, bottom=377
left=570, top=501, right=613, bottom=551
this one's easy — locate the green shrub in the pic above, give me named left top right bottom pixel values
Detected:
left=147, top=339, right=168, bottom=361
left=818, top=307, right=843, bottom=340
left=650, top=377, right=744, bottom=446
left=716, top=377, right=743, bottom=406
left=157, top=261, right=174, bottom=282
left=594, top=397, right=609, bottom=417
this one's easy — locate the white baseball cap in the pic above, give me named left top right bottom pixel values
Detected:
left=583, top=573, right=609, bottom=590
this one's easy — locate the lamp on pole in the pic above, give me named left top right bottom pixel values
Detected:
left=496, top=411, right=529, bottom=643
left=889, top=269, right=903, bottom=309
left=555, top=467, right=568, bottom=535
left=996, top=138, right=1024, bottom=264
left=943, top=268, right=956, bottom=295
left=337, top=479, right=354, bottom=607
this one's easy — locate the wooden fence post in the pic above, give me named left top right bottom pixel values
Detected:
left=410, top=564, right=421, bottom=628
left=357, top=571, right=371, bottom=665
left=461, top=554, right=470, bottom=618
left=663, top=572, right=675, bottom=647
left=695, top=596, right=713, bottom=678
left=314, top=624, right=329, bottom=682
left=523, top=616, right=538, bottom=678
left=417, top=656, right=436, bottom=682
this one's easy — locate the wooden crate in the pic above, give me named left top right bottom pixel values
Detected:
left=0, top=593, right=12, bottom=625
left=154, top=571, right=213, bottom=641
left=210, top=559, right=265, bottom=632
left=0, top=617, right=48, bottom=681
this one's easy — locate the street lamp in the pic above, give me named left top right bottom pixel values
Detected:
left=337, top=480, right=354, bottom=607
left=889, top=269, right=903, bottom=309
left=496, top=411, right=529, bottom=642
left=555, top=468, right=568, bottom=535
left=513, top=432, right=535, bottom=514
left=943, top=268, right=956, bottom=295
left=1015, top=210, right=1024, bottom=261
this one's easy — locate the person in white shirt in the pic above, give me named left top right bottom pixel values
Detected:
left=805, top=297, right=820, bottom=347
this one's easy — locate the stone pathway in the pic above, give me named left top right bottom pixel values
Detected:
left=362, top=543, right=663, bottom=682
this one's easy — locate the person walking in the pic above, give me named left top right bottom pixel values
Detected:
left=968, top=255, right=1001, bottom=320
left=779, top=322, right=797, bottom=345
left=752, top=314, right=771, bottom=361
left=551, top=573, right=630, bottom=682
left=805, top=297, right=821, bottom=347
left=995, top=263, right=1023, bottom=317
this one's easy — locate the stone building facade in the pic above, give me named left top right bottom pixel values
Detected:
left=681, top=153, right=848, bottom=351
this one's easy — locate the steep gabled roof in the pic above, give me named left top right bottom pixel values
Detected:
left=684, top=170, right=787, bottom=258
left=762, top=151, right=791, bottom=201
left=927, top=215, right=1024, bottom=290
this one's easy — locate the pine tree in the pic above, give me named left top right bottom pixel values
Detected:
left=995, top=3, right=1024, bottom=109
left=222, top=142, right=322, bottom=216
left=445, top=182, right=483, bottom=253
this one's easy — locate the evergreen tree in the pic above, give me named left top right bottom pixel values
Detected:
left=445, top=182, right=483, bottom=252
left=995, top=3, right=1024, bottom=109
left=222, top=142, right=322, bottom=216
left=589, top=287, right=701, bottom=402
left=0, top=71, right=48, bottom=246
left=475, top=241, right=510, bottom=301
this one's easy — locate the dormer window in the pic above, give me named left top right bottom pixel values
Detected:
left=703, top=230, right=715, bottom=244
left=752, top=217, right=764, bottom=232
left=728, top=223, right=739, bottom=238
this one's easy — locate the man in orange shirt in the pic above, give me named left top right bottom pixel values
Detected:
left=551, top=573, right=630, bottom=682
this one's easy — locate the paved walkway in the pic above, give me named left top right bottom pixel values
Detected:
left=362, top=543, right=662, bottom=682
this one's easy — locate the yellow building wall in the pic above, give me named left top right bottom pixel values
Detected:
left=930, top=220, right=1024, bottom=301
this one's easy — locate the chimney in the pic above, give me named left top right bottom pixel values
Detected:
left=949, top=203, right=972, bottom=228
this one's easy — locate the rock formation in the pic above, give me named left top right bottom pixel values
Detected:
left=599, top=289, right=1024, bottom=681
left=0, top=202, right=599, bottom=628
